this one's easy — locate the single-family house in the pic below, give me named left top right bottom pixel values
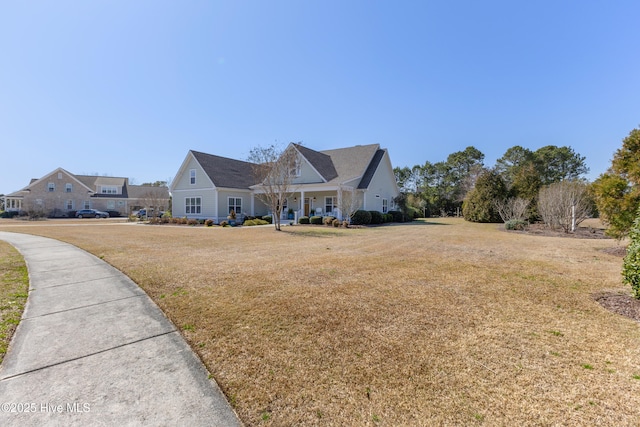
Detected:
left=169, top=143, right=399, bottom=222
left=3, top=167, right=170, bottom=217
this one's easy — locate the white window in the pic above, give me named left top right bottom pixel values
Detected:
left=65, top=183, right=73, bottom=193
left=107, top=201, right=115, bottom=210
left=190, top=169, right=196, bottom=185
left=382, top=198, right=388, bottom=213
left=101, top=186, right=118, bottom=194
left=290, top=159, right=301, bottom=177
left=228, top=197, right=242, bottom=215
left=84, top=201, right=91, bottom=209
left=325, top=196, right=336, bottom=214
left=48, top=182, right=55, bottom=192
left=66, top=200, right=74, bottom=210
left=185, top=197, right=201, bottom=214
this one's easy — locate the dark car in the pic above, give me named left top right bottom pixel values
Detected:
left=76, top=209, right=110, bottom=218
left=136, top=209, right=164, bottom=218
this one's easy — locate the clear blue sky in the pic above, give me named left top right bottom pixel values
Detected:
left=2, top=1, right=639, bottom=195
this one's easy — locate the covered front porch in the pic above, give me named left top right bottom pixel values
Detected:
left=271, top=186, right=360, bottom=223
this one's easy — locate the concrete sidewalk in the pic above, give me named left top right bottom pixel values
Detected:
left=0, top=232, right=242, bottom=426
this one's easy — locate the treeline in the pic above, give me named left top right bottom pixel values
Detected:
left=395, top=125, right=640, bottom=240
left=394, top=144, right=588, bottom=218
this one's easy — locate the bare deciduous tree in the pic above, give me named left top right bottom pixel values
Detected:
left=338, top=185, right=362, bottom=224
left=494, top=197, right=530, bottom=223
left=248, top=143, right=299, bottom=231
left=139, top=188, right=169, bottom=220
left=537, top=181, right=591, bottom=233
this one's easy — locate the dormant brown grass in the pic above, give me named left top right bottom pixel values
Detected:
left=1, top=218, right=638, bottom=425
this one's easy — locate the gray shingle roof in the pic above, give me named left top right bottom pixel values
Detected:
left=191, top=150, right=260, bottom=189
left=293, top=144, right=338, bottom=181
left=318, top=144, right=381, bottom=186
left=357, top=149, right=385, bottom=189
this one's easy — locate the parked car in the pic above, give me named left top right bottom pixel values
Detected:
left=76, top=209, right=110, bottom=218
left=136, top=209, right=164, bottom=218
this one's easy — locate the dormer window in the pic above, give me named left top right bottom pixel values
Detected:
left=101, top=186, right=118, bottom=194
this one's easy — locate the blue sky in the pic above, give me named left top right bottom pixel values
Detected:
left=2, top=1, right=639, bottom=195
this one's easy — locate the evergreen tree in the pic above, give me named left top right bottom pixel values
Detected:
left=462, top=170, right=508, bottom=223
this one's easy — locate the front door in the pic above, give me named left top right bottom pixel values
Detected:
left=304, top=198, right=310, bottom=216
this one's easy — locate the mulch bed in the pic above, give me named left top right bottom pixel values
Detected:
left=595, top=292, right=640, bottom=324
left=506, top=223, right=640, bottom=323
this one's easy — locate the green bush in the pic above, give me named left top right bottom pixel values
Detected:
left=623, top=207, right=640, bottom=299
left=310, top=215, right=323, bottom=225
left=369, top=211, right=383, bottom=224
left=0, top=211, right=16, bottom=218
left=324, top=216, right=336, bottom=226
left=389, top=210, right=404, bottom=223
left=262, top=215, right=272, bottom=224
left=351, top=210, right=372, bottom=225
left=382, top=213, right=393, bottom=223
left=504, top=219, right=527, bottom=231
left=299, top=216, right=310, bottom=224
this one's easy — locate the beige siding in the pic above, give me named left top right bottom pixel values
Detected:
left=21, top=170, right=95, bottom=216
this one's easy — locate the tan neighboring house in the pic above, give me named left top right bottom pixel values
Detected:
left=3, top=167, right=170, bottom=217
left=170, top=143, right=399, bottom=222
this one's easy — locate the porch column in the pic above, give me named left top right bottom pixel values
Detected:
left=300, top=190, right=305, bottom=217
left=336, top=187, right=342, bottom=220
left=250, top=193, right=255, bottom=216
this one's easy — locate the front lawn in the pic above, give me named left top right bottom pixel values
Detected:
left=1, top=218, right=638, bottom=425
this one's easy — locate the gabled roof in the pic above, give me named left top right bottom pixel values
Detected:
left=127, top=185, right=169, bottom=199
left=319, top=144, right=381, bottom=185
left=292, top=144, right=338, bottom=182
left=357, top=149, right=386, bottom=189
left=191, top=150, right=259, bottom=189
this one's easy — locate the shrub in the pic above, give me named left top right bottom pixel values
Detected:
left=389, top=210, right=404, bottom=223
left=299, top=216, right=310, bottom=224
left=623, top=207, right=640, bottom=299
left=382, top=213, right=393, bottom=223
left=462, top=169, right=507, bottom=223
left=220, top=220, right=229, bottom=227
left=342, top=220, right=349, bottom=228
left=187, top=218, right=199, bottom=226
left=324, top=216, right=336, bottom=226
left=0, top=211, right=17, bottom=218
left=351, top=210, right=372, bottom=225
left=332, top=218, right=340, bottom=227
left=243, top=219, right=269, bottom=226
left=505, top=219, right=528, bottom=231
left=369, top=211, right=383, bottom=224
left=262, top=215, right=272, bottom=224
left=205, top=219, right=215, bottom=227
left=310, top=215, right=323, bottom=225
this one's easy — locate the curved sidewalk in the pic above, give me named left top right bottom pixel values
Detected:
left=0, top=232, right=242, bottom=427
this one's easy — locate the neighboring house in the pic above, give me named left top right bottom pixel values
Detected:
left=170, top=143, right=399, bottom=222
left=3, top=167, right=170, bottom=217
